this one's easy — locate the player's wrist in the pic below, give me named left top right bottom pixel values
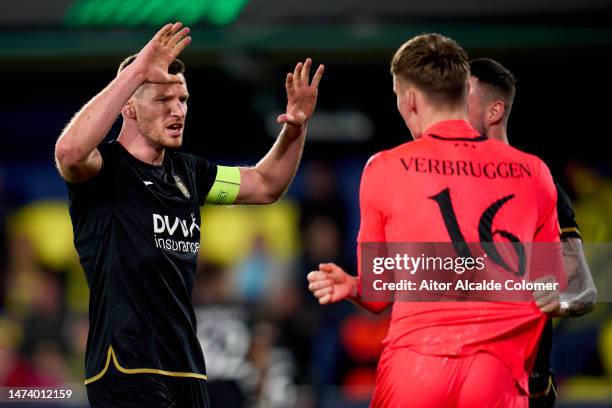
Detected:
left=284, top=121, right=306, bottom=133
left=118, top=62, right=147, bottom=86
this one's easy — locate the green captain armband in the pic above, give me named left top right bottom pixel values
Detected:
left=206, top=165, right=241, bottom=205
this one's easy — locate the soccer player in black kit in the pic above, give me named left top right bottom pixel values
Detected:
left=54, top=22, right=324, bottom=407
left=466, top=58, right=597, bottom=407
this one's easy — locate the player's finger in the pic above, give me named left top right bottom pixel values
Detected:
left=293, top=62, right=302, bottom=88
left=539, top=301, right=560, bottom=314
left=534, top=289, right=557, bottom=300
left=314, top=287, right=332, bottom=298
left=311, top=64, right=325, bottom=88
left=168, top=27, right=190, bottom=47
left=319, top=262, right=338, bottom=273
left=308, top=279, right=327, bottom=290
left=309, top=279, right=332, bottom=291
left=307, top=271, right=328, bottom=282
left=153, top=23, right=174, bottom=42
left=533, top=286, right=558, bottom=298
left=319, top=293, right=332, bottom=304
left=173, top=36, right=192, bottom=57
left=301, top=58, right=312, bottom=86
left=536, top=298, right=559, bottom=307
left=535, top=292, right=559, bottom=307
left=162, top=22, right=183, bottom=44
left=169, top=22, right=183, bottom=38
left=285, top=73, right=294, bottom=96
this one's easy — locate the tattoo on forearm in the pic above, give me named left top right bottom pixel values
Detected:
left=560, top=237, right=597, bottom=317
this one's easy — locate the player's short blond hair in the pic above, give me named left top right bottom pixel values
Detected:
left=391, top=33, right=469, bottom=108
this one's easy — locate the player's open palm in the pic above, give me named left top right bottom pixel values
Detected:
left=131, top=22, right=192, bottom=84
left=307, top=262, right=353, bottom=305
left=277, top=58, right=324, bottom=127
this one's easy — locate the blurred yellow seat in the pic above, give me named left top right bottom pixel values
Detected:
left=199, top=199, right=300, bottom=265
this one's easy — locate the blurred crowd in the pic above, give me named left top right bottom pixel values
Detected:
left=0, top=159, right=611, bottom=407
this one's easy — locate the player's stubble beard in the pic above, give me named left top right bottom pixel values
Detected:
left=137, top=115, right=184, bottom=150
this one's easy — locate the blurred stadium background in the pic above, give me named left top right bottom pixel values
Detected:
left=1, top=0, right=611, bottom=406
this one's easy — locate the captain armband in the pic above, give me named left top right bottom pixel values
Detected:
left=205, top=165, right=241, bottom=205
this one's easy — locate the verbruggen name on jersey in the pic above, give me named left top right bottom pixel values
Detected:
left=400, top=157, right=532, bottom=179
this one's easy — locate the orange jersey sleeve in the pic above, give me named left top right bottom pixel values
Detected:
left=356, top=152, right=392, bottom=313
left=358, top=152, right=389, bottom=243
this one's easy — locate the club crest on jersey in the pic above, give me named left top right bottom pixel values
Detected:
left=173, top=175, right=191, bottom=199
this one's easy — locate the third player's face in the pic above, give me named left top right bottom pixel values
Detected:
left=466, top=76, right=487, bottom=136
left=134, top=75, right=189, bottom=149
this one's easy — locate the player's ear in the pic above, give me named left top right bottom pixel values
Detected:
left=406, top=88, right=417, bottom=113
left=487, top=100, right=505, bottom=126
left=123, top=100, right=137, bottom=119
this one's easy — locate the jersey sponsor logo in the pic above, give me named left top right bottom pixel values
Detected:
left=400, top=157, right=532, bottom=179
left=152, top=212, right=200, bottom=254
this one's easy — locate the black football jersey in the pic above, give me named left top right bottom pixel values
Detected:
left=67, top=140, right=217, bottom=383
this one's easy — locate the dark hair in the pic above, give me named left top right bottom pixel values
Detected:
left=391, top=33, right=469, bottom=107
left=118, top=54, right=185, bottom=75
left=469, top=58, right=516, bottom=111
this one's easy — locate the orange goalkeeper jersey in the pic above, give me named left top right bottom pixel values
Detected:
left=357, top=120, right=560, bottom=392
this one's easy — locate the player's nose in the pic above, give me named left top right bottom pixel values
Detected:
left=169, top=99, right=186, bottom=118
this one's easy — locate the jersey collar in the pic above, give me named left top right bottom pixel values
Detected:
left=423, top=120, right=487, bottom=142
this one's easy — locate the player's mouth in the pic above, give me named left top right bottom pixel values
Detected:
left=165, top=123, right=184, bottom=137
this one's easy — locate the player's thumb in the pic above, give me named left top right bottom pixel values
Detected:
left=278, top=112, right=307, bottom=126
left=277, top=113, right=290, bottom=124
left=166, top=74, right=183, bottom=84
left=149, top=74, right=183, bottom=85
left=319, top=262, right=338, bottom=274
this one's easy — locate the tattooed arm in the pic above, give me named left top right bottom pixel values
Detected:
left=558, top=237, right=597, bottom=317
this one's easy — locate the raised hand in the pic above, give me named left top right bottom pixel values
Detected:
left=277, top=58, right=325, bottom=128
left=130, top=22, right=192, bottom=84
left=307, top=262, right=356, bottom=305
